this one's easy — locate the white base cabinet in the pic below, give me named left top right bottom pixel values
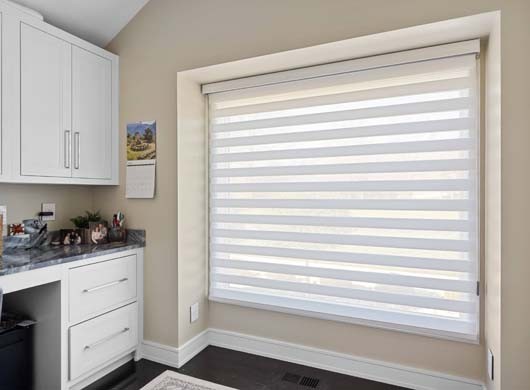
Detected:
left=0, top=0, right=119, bottom=185
left=0, top=248, right=144, bottom=390
left=66, top=253, right=142, bottom=388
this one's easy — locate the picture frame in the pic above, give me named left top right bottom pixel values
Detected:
left=60, top=229, right=84, bottom=245
left=88, top=221, right=109, bottom=245
left=127, top=120, right=156, bottom=161
left=108, top=227, right=127, bottom=243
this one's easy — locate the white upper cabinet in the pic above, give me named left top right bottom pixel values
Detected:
left=72, top=46, right=112, bottom=180
left=20, top=24, right=72, bottom=177
left=0, top=1, right=119, bottom=185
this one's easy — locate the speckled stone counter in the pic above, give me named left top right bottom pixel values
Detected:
left=0, top=229, right=145, bottom=277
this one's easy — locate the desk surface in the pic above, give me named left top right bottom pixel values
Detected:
left=0, top=230, right=145, bottom=277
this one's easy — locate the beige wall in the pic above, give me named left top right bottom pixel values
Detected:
left=0, top=184, right=94, bottom=230
left=101, top=0, right=530, bottom=387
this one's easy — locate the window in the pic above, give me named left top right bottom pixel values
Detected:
left=205, top=42, right=480, bottom=341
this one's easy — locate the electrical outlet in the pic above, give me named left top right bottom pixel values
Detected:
left=488, top=349, right=494, bottom=381
left=41, top=203, right=56, bottom=221
left=190, top=302, right=199, bottom=323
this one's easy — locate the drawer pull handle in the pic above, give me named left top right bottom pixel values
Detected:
left=82, top=278, right=128, bottom=293
left=84, top=327, right=130, bottom=351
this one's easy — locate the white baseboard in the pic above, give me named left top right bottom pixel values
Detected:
left=141, top=329, right=209, bottom=368
left=142, top=328, right=484, bottom=390
left=180, top=329, right=211, bottom=366
left=141, top=340, right=179, bottom=368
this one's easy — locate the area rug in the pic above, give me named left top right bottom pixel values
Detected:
left=140, top=370, right=237, bottom=390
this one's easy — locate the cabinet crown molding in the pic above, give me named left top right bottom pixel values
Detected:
left=1, top=0, right=43, bottom=20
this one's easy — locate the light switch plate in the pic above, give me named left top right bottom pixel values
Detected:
left=41, top=203, right=56, bottom=221
left=0, top=205, right=6, bottom=236
left=190, top=302, right=199, bottom=323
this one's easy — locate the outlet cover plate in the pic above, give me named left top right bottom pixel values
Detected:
left=190, top=302, right=199, bottom=323
left=41, top=203, right=56, bottom=221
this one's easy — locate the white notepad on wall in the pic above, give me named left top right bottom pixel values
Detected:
left=126, top=161, right=156, bottom=198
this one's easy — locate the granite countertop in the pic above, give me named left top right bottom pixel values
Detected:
left=0, top=229, right=145, bottom=277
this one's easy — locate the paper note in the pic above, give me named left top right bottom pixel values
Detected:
left=126, top=162, right=156, bottom=199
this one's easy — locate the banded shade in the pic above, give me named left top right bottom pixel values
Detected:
left=207, top=52, right=479, bottom=340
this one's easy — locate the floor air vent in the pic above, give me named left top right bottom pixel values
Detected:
left=282, top=372, right=320, bottom=388
left=299, top=376, right=320, bottom=388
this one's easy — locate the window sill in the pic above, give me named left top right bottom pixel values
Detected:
left=209, top=295, right=480, bottom=345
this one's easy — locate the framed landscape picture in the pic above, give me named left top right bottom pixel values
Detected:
left=127, top=120, right=157, bottom=161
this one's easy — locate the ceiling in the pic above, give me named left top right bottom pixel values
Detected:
left=11, top=0, right=150, bottom=47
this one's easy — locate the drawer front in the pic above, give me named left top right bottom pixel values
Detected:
left=69, top=255, right=137, bottom=324
left=69, top=302, right=138, bottom=380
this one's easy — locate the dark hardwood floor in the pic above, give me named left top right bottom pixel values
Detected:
left=84, top=346, right=409, bottom=390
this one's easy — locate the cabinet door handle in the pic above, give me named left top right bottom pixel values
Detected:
left=64, top=130, right=71, bottom=168
left=82, top=278, right=128, bottom=293
left=74, top=132, right=80, bottom=169
left=84, top=327, right=130, bottom=351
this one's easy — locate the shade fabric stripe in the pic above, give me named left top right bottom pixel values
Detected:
left=212, top=97, right=470, bottom=133
left=212, top=118, right=472, bottom=148
left=211, top=214, right=470, bottom=232
left=211, top=158, right=473, bottom=177
left=212, top=139, right=474, bottom=163
left=211, top=270, right=475, bottom=311
left=212, top=198, right=471, bottom=211
left=211, top=244, right=475, bottom=273
left=212, top=179, right=471, bottom=192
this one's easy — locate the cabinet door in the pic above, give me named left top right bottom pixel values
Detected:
left=72, top=46, right=112, bottom=180
left=20, top=24, right=72, bottom=177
